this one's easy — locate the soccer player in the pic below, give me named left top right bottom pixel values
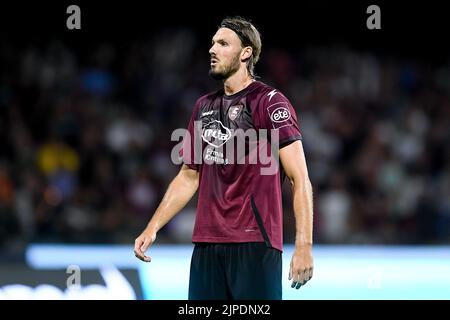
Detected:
left=134, top=16, right=314, bottom=300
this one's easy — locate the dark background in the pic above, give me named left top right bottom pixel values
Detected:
left=2, top=1, right=448, bottom=59
left=1, top=1, right=449, bottom=252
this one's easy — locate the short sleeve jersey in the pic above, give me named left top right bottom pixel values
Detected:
left=180, top=81, right=302, bottom=251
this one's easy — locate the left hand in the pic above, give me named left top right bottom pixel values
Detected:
left=289, top=245, right=313, bottom=289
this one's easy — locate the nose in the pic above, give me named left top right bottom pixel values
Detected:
left=209, top=44, right=216, bottom=56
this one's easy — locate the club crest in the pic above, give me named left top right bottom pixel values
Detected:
left=228, top=105, right=243, bottom=120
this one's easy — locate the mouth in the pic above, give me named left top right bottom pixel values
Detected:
left=210, top=58, right=218, bottom=66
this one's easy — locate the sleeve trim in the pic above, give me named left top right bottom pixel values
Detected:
left=279, top=135, right=302, bottom=149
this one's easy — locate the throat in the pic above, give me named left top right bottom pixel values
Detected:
left=224, top=78, right=254, bottom=96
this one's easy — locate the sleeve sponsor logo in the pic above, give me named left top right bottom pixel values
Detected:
left=267, top=102, right=293, bottom=129
left=270, top=107, right=291, bottom=123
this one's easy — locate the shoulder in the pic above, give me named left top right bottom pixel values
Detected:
left=250, top=82, right=292, bottom=112
left=251, top=82, right=300, bottom=129
left=196, top=88, right=223, bottom=105
left=191, top=88, right=223, bottom=115
left=258, top=82, right=291, bottom=105
left=246, top=81, right=274, bottom=98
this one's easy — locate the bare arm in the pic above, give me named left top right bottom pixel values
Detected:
left=279, top=140, right=314, bottom=289
left=134, top=164, right=199, bottom=262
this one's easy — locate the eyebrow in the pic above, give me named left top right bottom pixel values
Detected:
left=211, top=38, right=227, bottom=44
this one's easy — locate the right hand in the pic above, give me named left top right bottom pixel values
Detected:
left=134, top=229, right=156, bottom=262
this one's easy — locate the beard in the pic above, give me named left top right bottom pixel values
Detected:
left=209, top=52, right=241, bottom=80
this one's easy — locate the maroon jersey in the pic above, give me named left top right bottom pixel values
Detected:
left=181, top=81, right=302, bottom=252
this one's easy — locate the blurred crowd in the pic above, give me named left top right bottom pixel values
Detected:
left=1, top=28, right=449, bottom=250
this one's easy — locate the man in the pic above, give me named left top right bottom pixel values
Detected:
left=134, top=16, right=313, bottom=300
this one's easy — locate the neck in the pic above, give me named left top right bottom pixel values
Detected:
left=223, top=68, right=254, bottom=96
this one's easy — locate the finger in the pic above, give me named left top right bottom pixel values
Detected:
left=291, top=269, right=299, bottom=288
left=134, top=250, right=151, bottom=262
left=134, top=250, right=144, bottom=261
left=288, top=260, right=294, bottom=280
left=133, top=237, right=145, bottom=259
left=301, top=268, right=312, bottom=282
left=140, top=237, right=150, bottom=253
left=134, top=244, right=151, bottom=262
left=140, top=237, right=152, bottom=262
left=291, top=272, right=298, bottom=288
left=134, top=238, right=143, bottom=255
left=297, top=272, right=305, bottom=289
left=302, top=270, right=311, bottom=284
left=142, top=254, right=151, bottom=262
left=297, top=271, right=308, bottom=289
left=305, top=269, right=311, bottom=281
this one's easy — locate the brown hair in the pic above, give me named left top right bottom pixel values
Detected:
left=220, top=16, right=262, bottom=79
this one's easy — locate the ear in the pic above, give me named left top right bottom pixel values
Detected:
left=241, top=46, right=253, bottom=62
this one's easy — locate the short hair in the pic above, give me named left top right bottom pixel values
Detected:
left=219, top=16, right=262, bottom=79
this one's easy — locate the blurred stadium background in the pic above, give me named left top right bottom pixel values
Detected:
left=0, top=1, right=449, bottom=299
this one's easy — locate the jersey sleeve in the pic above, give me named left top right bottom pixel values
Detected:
left=179, top=99, right=202, bottom=171
left=257, top=89, right=302, bottom=148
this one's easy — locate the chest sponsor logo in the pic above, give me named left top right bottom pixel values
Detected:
left=228, top=104, right=243, bottom=121
left=202, top=120, right=232, bottom=147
